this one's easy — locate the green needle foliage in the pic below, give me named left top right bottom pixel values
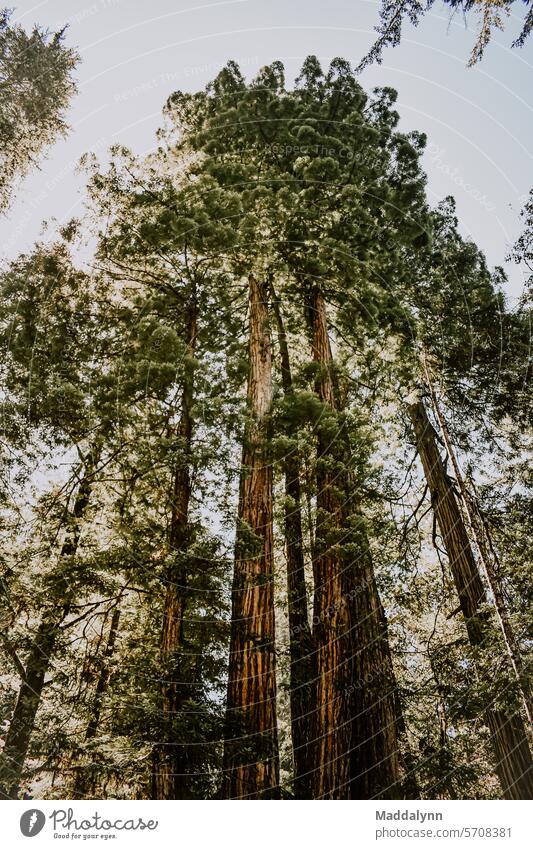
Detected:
left=0, top=8, right=78, bottom=212
left=357, top=1, right=533, bottom=70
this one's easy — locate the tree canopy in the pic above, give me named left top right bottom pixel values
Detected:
left=0, top=8, right=78, bottom=212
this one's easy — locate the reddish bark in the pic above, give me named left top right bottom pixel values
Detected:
left=151, top=301, right=197, bottom=800
left=307, top=285, right=402, bottom=799
left=222, top=276, right=280, bottom=799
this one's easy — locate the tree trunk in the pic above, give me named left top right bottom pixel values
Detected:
left=306, top=285, right=402, bottom=799
left=393, top=688, right=420, bottom=799
left=0, top=452, right=97, bottom=800
left=85, top=608, right=121, bottom=741
left=426, top=381, right=532, bottom=726
left=151, top=299, right=197, bottom=800
left=73, top=607, right=121, bottom=798
left=271, top=289, right=315, bottom=799
left=348, top=545, right=405, bottom=800
left=408, top=398, right=533, bottom=800
left=222, top=275, right=280, bottom=799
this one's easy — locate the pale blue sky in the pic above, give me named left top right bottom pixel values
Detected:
left=1, top=0, right=532, bottom=302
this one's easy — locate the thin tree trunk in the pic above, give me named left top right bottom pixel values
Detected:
left=0, top=451, right=98, bottom=799
left=408, top=398, right=533, bottom=800
left=393, top=687, right=421, bottom=799
left=270, top=288, right=315, bottom=799
left=427, top=643, right=458, bottom=799
left=468, top=501, right=533, bottom=723
left=151, top=299, right=197, bottom=800
left=306, top=284, right=402, bottom=799
left=73, top=607, right=121, bottom=798
left=222, top=275, right=280, bottom=799
left=84, top=608, right=121, bottom=740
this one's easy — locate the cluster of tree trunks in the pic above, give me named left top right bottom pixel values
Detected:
left=3, top=290, right=531, bottom=803
left=221, top=279, right=419, bottom=800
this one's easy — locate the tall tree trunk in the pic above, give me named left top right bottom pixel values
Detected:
left=73, top=607, right=121, bottom=798
left=424, top=375, right=533, bottom=726
left=271, top=288, right=315, bottom=799
left=306, top=285, right=402, bottom=799
left=349, top=544, right=406, bottom=800
left=0, top=450, right=98, bottom=800
left=151, top=299, right=197, bottom=800
left=408, top=398, right=533, bottom=800
left=222, top=275, right=280, bottom=799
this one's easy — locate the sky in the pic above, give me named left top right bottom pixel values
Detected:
left=1, top=0, right=532, bottom=303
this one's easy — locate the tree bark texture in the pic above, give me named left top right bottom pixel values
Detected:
left=222, top=276, right=280, bottom=799
left=307, top=285, right=402, bottom=800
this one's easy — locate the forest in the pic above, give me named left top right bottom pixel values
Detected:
left=0, top=9, right=532, bottom=802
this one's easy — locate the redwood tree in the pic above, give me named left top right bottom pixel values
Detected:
left=222, top=275, right=280, bottom=799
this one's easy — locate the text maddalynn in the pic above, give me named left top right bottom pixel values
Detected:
left=376, top=811, right=443, bottom=823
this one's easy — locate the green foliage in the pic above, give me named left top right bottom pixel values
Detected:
left=357, top=1, right=532, bottom=71
left=0, top=9, right=78, bottom=211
